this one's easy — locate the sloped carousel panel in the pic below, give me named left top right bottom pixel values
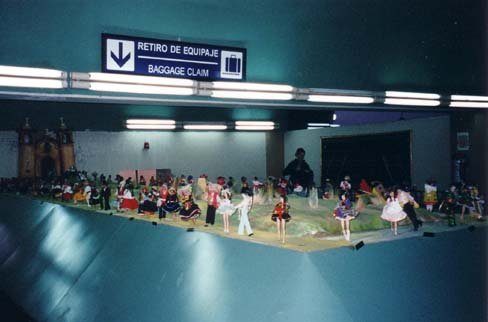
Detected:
left=0, top=198, right=486, bottom=322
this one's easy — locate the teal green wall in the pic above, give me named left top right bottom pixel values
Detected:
left=0, top=0, right=486, bottom=93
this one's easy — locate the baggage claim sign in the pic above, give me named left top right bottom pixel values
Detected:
left=102, top=34, right=246, bottom=81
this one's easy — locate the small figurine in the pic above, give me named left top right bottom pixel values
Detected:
left=235, top=192, right=254, bottom=237
left=272, top=195, right=291, bottom=244
left=423, top=179, right=438, bottom=212
left=216, top=188, right=236, bottom=234
left=179, top=196, right=201, bottom=224
left=381, top=191, right=407, bottom=235
left=439, top=185, right=457, bottom=227
left=333, top=193, right=359, bottom=241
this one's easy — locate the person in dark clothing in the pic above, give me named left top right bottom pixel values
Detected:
left=100, top=181, right=111, bottom=210
left=283, top=147, right=314, bottom=195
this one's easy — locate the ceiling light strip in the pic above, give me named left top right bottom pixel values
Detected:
left=211, top=90, right=293, bottom=100
left=385, top=91, right=440, bottom=99
left=183, top=124, right=228, bottom=130
left=86, top=72, right=195, bottom=87
left=235, top=126, right=275, bottom=131
left=211, top=81, right=294, bottom=92
left=450, top=95, right=488, bottom=102
left=126, top=119, right=176, bottom=125
left=449, top=101, right=488, bottom=108
left=307, top=123, right=330, bottom=127
left=0, top=76, right=66, bottom=89
left=308, top=95, right=374, bottom=104
left=89, top=82, right=194, bottom=96
left=235, top=121, right=274, bottom=126
left=0, top=65, right=66, bottom=79
left=384, top=98, right=441, bottom=106
left=126, top=124, right=176, bottom=130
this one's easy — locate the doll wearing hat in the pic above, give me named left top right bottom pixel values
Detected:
left=179, top=195, right=201, bottom=224
left=161, top=187, right=181, bottom=219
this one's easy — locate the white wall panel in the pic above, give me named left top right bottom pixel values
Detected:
left=73, top=131, right=267, bottom=182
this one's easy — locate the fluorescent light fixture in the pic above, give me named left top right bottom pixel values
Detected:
left=330, top=124, right=341, bottom=127
left=384, top=98, right=440, bottom=106
left=89, top=82, right=194, bottom=96
left=212, top=81, right=293, bottom=92
left=126, top=124, right=176, bottom=130
left=126, top=119, right=175, bottom=125
left=386, top=91, right=440, bottom=99
left=0, top=76, right=66, bottom=89
left=0, top=65, right=65, bottom=78
left=333, top=113, right=337, bottom=121
left=211, top=90, right=293, bottom=100
left=307, top=123, right=330, bottom=127
left=235, top=126, right=275, bottom=131
left=183, top=124, right=228, bottom=130
left=449, top=102, right=488, bottom=108
left=450, top=95, right=488, bottom=101
left=86, top=72, right=194, bottom=87
left=308, top=95, right=374, bottom=104
left=307, top=127, right=322, bottom=130
left=235, top=121, right=274, bottom=126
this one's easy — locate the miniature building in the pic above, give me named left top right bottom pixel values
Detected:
left=17, top=118, right=75, bottom=178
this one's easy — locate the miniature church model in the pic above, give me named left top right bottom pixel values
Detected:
left=18, top=118, right=76, bottom=178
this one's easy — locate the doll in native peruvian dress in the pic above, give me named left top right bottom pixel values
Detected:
left=276, top=177, right=288, bottom=196
left=179, top=195, right=201, bottom=224
left=264, top=176, right=276, bottom=205
left=216, top=188, right=236, bottom=234
left=457, top=184, right=472, bottom=224
left=62, top=182, right=73, bottom=201
left=439, top=185, right=457, bottom=227
left=196, top=174, right=208, bottom=201
left=240, top=176, right=250, bottom=194
left=272, top=195, right=291, bottom=244
left=340, top=176, right=352, bottom=196
left=321, top=178, right=334, bottom=200
left=72, top=183, right=86, bottom=203
left=162, top=187, right=181, bottom=219
left=252, top=177, right=265, bottom=204
left=423, top=179, right=438, bottom=212
left=157, top=184, right=169, bottom=219
left=469, top=185, right=485, bottom=221
left=333, top=193, right=359, bottom=241
left=381, top=191, right=407, bottom=235
left=205, top=183, right=221, bottom=226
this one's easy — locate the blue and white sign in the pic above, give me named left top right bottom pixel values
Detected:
left=102, top=33, right=246, bottom=81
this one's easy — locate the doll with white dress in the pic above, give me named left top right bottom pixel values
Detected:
left=381, top=191, right=407, bottom=235
left=216, top=188, right=236, bottom=234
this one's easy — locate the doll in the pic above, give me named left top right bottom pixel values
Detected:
left=235, top=192, right=254, bottom=237
left=423, top=179, right=438, bottom=212
left=272, top=195, right=291, bottom=243
left=439, top=186, right=457, bottom=227
left=333, top=193, right=359, bottom=241
left=162, top=187, right=181, bottom=219
left=205, top=183, right=221, bottom=226
left=381, top=191, right=407, bottom=235
left=216, top=188, right=236, bottom=233
left=179, top=196, right=201, bottom=224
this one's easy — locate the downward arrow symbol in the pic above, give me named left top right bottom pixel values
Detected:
left=110, top=42, right=131, bottom=67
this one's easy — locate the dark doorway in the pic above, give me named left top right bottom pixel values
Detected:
left=321, top=131, right=411, bottom=187
left=41, top=157, right=56, bottom=179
